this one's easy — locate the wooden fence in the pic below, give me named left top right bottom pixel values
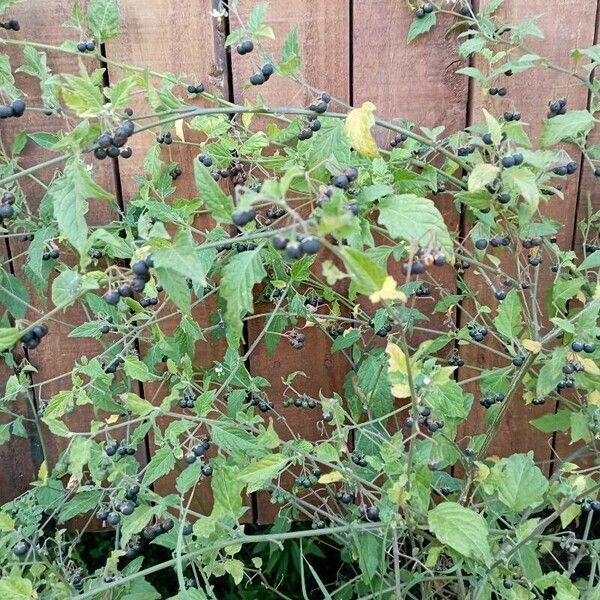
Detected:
left=0, top=0, right=598, bottom=524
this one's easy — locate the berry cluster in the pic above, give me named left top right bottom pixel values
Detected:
left=283, top=394, right=317, bottom=409
left=76, top=39, right=96, bottom=53
left=42, top=248, right=60, bottom=261
left=415, top=3, right=434, bottom=18
left=178, top=389, right=197, bottom=409
left=249, top=394, right=274, bottom=412
left=0, top=19, right=19, bottom=31
left=503, top=111, right=521, bottom=121
left=369, top=319, right=393, bottom=338
left=552, top=161, right=578, bottom=176
left=20, top=324, right=49, bottom=350
left=401, top=247, right=447, bottom=275
left=94, top=119, right=135, bottom=160
left=156, top=132, right=173, bottom=144
left=479, top=393, right=505, bottom=409
left=183, top=438, right=211, bottom=464
left=490, top=234, right=510, bottom=247
left=500, top=152, right=524, bottom=168
left=0, top=191, right=15, bottom=219
left=0, top=99, right=26, bottom=119
left=390, top=133, right=407, bottom=147
left=571, top=340, right=597, bottom=354
left=250, top=63, right=273, bottom=86
left=264, top=206, right=286, bottom=223
left=467, top=324, right=488, bottom=342
left=358, top=505, right=380, bottom=521
left=405, top=406, right=445, bottom=433
left=143, top=518, right=176, bottom=541
left=232, top=208, right=257, bottom=227
left=297, top=116, right=322, bottom=140
left=448, top=356, right=465, bottom=367
left=489, top=86, right=508, bottom=96
left=105, top=438, right=135, bottom=456
left=335, top=490, right=354, bottom=505
left=287, top=329, right=306, bottom=350
left=457, top=144, right=475, bottom=157
left=170, top=165, right=182, bottom=180
left=104, top=355, right=125, bottom=374
left=351, top=453, right=368, bottom=467
left=331, top=166, right=358, bottom=190
left=236, top=40, right=254, bottom=55
left=186, top=83, right=205, bottom=94
left=308, top=91, right=331, bottom=114
left=272, top=234, right=321, bottom=259
left=99, top=315, right=117, bottom=335
left=327, top=324, right=345, bottom=339
left=547, top=97, right=567, bottom=118
left=103, top=255, right=154, bottom=306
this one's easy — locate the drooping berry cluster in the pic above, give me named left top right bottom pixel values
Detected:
left=0, top=191, right=15, bottom=219
left=0, top=19, right=19, bottom=31
left=479, top=393, right=505, bottom=409
left=186, top=83, right=205, bottom=94
left=547, top=97, right=567, bottom=118
left=272, top=234, right=320, bottom=259
left=308, top=91, right=331, bottom=115
left=401, top=247, right=447, bottom=275
left=20, top=324, right=49, bottom=350
left=94, top=119, right=135, bottom=160
left=236, top=40, right=254, bottom=55
left=250, top=63, right=273, bottom=86
left=415, top=3, right=434, bottom=18
left=0, top=99, right=26, bottom=119
left=76, top=39, right=96, bottom=53
left=489, top=86, right=508, bottom=97
left=287, top=329, right=306, bottom=350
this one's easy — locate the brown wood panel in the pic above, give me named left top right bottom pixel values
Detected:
left=459, top=0, right=597, bottom=462
left=104, top=0, right=229, bottom=516
left=230, top=0, right=351, bottom=523
left=352, top=1, right=467, bottom=347
left=0, top=0, right=118, bottom=476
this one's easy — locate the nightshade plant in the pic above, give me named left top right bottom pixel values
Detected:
left=0, top=0, right=599, bottom=598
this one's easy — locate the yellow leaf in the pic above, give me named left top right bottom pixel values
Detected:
left=576, top=290, right=587, bottom=304
left=352, top=303, right=361, bottom=318
left=38, top=461, right=48, bottom=484
left=386, top=342, right=407, bottom=374
left=522, top=339, right=541, bottom=354
left=391, top=383, right=411, bottom=398
left=588, top=390, right=600, bottom=407
left=106, top=414, right=119, bottom=424
left=174, top=118, right=185, bottom=142
left=242, top=99, right=253, bottom=129
left=579, top=357, right=600, bottom=375
left=369, top=276, right=407, bottom=304
left=388, top=480, right=409, bottom=505
left=318, top=471, right=344, bottom=484
left=343, top=101, right=380, bottom=158
left=474, top=461, right=490, bottom=482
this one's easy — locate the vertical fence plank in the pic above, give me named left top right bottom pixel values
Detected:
left=0, top=0, right=118, bottom=480
left=103, top=0, right=229, bottom=516
left=459, top=0, right=597, bottom=461
left=230, top=0, right=351, bottom=523
left=352, top=1, right=467, bottom=347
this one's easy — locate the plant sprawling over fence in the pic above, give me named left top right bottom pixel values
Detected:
left=0, top=0, right=599, bottom=598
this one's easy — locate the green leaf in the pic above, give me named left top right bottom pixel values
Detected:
left=493, top=289, right=522, bottom=338
left=0, top=574, right=35, bottom=600
left=279, top=26, right=301, bottom=75
left=428, top=502, right=492, bottom=564
left=194, top=161, right=234, bottom=222
left=407, top=12, right=437, bottom=43
left=338, top=247, right=386, bottom=297
left=504, top=167, right=539, bottom=207
left=468, top=163, right=500, bottom=192
left=530, top=410, right=571, bottom=433
left=493, top=452, right=548, bottom=512
left=46, top=158, right=113, bottom=255
left=123, top=357, right=160, bottom=383
left=536, top=347, right=568, bottom=397
left=142, top=446, right=176, bottom=487
left=51, top=270, right=83, bottom=307
left=540, top=110, right=594, bottom=147
left=239, top=453, right=289, bottom=493
left=62, top=72, right=105, bottom=117
left=87, top=0, right=119, bottom=42
left=121, top=392, right=156, bottom=416
left=580, top=250, right=600, bottom=270
left=0, top=327, right=21, bottom=352
left=219, top=249, right=266, bottom=343
left=378, top=194, right=454, bottom=259
left=120, top=504, right=155, bottom=548
left=59, top=488, right=103, bottom=522
left=176, top=461, right=202, bottom=494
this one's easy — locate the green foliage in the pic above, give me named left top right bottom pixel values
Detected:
left=0, top=2, right=599, bottom=600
